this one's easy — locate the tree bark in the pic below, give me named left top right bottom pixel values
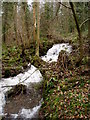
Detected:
left=69, top=2, right=83, bottom=65
left=22, top=2, right=30, bottom=41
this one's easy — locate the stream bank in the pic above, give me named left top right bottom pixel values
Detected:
left=38, top=42, right=90, bottom=119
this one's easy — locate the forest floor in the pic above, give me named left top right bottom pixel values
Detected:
left=2, top=35, right=90, bottom=119
left=39, top=58, right=90, bottom=119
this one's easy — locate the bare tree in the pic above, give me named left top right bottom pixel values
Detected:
left=35, top=1, right=40, bottom=56
left=22, top=2, right=30, bottom=41
left=70, top=2, right=83, bottom=66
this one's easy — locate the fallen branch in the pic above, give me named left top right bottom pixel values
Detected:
left=2, top=68, right=39, bottom=88
left=19, top=68, right=39, bottom=84
left=2, top=85, right=15, bottom=88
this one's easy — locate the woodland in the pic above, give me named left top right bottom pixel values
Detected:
left=0, top=1, right=90, bottom=119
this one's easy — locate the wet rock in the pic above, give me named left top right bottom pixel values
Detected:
left=5, top=84, right=27, bottom=100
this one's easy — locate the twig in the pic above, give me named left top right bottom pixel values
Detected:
left=48, top=2, right=71, bottom=25
left=59, top=2, right=71, bottom=9
left=80, top=18, right=90, bottom=29
left=54, top=2, right=61, bottom=18
left=2, top=85, right=15, bottom=88
left=19, top=68, right=39, bottom=84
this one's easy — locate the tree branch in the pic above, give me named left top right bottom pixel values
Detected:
left=59, top=2, right=71, bottom=9
left=55, top=2, right=61, bottom=17
left=49, top=2, right=71, bottom=24
left=2, top=85, right=15, bottom=88
left=50, top=2, right=61, bottom=22
left=80, top=18, right=90, bottom=29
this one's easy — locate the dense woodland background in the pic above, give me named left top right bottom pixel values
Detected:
left=2, top=2, right=89, bottom=45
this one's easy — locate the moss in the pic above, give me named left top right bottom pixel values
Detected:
left=31, top=55, right=45, bottom=68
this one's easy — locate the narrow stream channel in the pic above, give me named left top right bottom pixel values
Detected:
left=0, top=43, right=72, bottom=119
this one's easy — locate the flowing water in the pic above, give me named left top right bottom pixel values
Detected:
left=0, top=43, right=72, bottom=119
left=41, top=43, right=72, bottom=62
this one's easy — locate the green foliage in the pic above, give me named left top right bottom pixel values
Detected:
left=41, top=69, right=89, bottom=119
left=82, top=56, right=89, bottom=65
left=2, top=44, right=32, bottom=77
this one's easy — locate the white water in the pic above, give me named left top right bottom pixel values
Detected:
left=0, top=65, right=43, bottom=118
left=41, top=43, right=72, bottom=63
left=8, top=98, right=43, bottom=119
left=19, top=105, right=41, bottom=118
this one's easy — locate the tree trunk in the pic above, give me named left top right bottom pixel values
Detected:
left=22, top=2, right=30, bottom=41
left=3, top=3, right=8, bottom=43
left=33, top=2, right=36, bottom=46
left=14, top=3, right=18, bottom=45
left=35, top=2, right=40, bottom=56
left=69, top=2, right=83, bottom=65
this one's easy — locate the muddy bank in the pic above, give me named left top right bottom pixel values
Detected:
left=4, top=85, right=42, bottom=117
